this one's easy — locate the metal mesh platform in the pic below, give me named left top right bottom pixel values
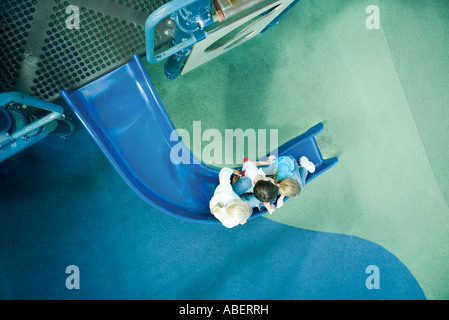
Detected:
left=1, top=0, right=174, bottom=102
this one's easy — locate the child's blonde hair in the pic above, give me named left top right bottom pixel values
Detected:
left=211, top=199, right=252, bottom=223
left=278, top=177, right=301, bottom=198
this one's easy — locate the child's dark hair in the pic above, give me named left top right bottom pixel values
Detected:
left=253, top=180, right=278, bottom=203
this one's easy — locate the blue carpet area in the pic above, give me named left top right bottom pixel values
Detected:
left=0, top=116, right=425, bottom=300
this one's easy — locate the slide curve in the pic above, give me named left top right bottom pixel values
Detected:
left=61, top=54, right=337, bottom=224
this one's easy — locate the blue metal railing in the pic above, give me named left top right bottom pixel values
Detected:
left=0, top=92, right=63, bottom=152
left=145, top=0, right=203, bottom=64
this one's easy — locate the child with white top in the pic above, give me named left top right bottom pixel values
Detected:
left=209, top=167, right=252, bottom=228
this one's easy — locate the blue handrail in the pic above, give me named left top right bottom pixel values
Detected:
left=145, top=0, right=201, bottom=64
left=0, top=92, right=63, bottom=148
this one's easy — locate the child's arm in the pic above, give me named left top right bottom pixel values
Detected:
left=276, top=194, right=285, bottom=208
left=263, top=202, right=276, bottom=214
left=255, top=155, right=276, bottom=167
left=218, top=167, right=234, bottom=185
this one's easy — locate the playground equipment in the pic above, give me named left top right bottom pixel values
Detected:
left=61, top=55, right=338, bottom=224
left=1, top=0, right=299, bottom=100
left=1, top=0, right=338, bottom=224
left=0, top=92, right=74, bottom=162
left=0, top=0, right=172, bottom=102
left=146, top=0, right=300, bottom=78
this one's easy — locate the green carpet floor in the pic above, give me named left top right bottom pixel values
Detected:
left=141, top=0, right=449, bottom=300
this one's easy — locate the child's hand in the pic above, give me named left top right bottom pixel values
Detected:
left=232, top=169, right=241, bottom=176
left=277, top=197, right=284, bottom=208
left=264, top=202, right=276, bottom=215
left=258, top=155, right=276, bottom=166
left=266, top=155, right=276, bottom=165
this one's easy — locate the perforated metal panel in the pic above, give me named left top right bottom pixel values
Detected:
left=0, top=0, right=173, bottom=101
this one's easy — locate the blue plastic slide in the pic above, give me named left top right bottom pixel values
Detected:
left=61, top=55, right=338, bottom=224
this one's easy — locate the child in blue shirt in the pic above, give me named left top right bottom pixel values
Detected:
left=271, top=155, right=315, bottom=208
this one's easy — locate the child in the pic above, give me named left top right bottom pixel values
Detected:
left=210, top=167, right=253, bottom=228
left=267, top=156, right=315, bottom=208
left=231, top=155, right=278, bottom=214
